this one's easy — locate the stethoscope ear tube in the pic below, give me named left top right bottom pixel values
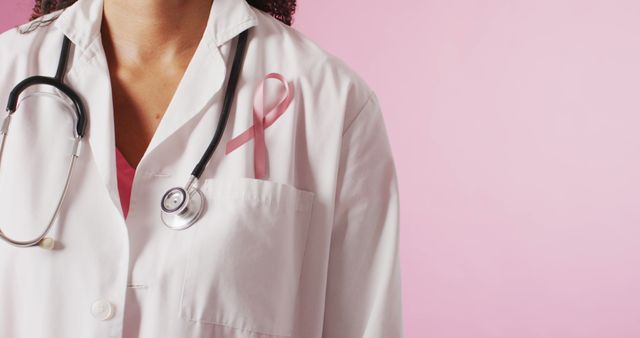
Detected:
left=5, top=37, right=86, bottom=138
left=0, top=138, right=81, bottom=249
left=6, top=75, right=87, bottom=138
left=0, top=36, right=84, bottom=249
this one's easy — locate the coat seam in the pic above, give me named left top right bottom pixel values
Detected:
left=341, top=90, right=375, bottom=136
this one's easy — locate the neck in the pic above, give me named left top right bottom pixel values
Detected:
left=101, top=0, right=213, bottom=67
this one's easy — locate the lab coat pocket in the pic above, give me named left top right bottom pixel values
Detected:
left=179, top=177, right=315, bottom=337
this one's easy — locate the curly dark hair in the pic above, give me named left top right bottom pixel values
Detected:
left=28, top=0, right=296, bottom=26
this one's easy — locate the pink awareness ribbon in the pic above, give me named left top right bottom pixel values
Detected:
left=225, top=73, right=294, bottom=179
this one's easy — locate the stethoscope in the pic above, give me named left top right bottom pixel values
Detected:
left=0, top=28, right=251, bottom=249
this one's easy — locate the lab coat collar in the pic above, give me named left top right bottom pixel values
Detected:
left=53, top=0, right=258, bottom=50
left=51, top=0, right=258, bottom=217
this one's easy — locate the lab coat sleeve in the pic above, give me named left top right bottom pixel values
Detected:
left=323, top=91, right=404, bottom=338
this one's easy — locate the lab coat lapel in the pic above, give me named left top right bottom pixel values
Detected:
left=67, top=55, right=120, bottom=213
left=54, top=0, right=122, bottom=213
left=52, top=0, right=257, bottom=213
left=142, top=37, right=227, bottom=159
left=134, top=0, right=259, bottom=164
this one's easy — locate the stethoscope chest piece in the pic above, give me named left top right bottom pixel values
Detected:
left=160, top=185, right=205, bottom=231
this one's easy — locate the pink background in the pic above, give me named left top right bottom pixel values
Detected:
left=3, top=1, right=640, bottom=337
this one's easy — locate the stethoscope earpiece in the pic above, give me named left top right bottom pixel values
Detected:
left=38, top=237, right=56, bottom=250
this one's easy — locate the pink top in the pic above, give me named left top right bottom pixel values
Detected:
left=115, top=147, right=136, bottom=218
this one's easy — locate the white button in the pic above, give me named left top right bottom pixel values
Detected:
left=90, top=299, right=115, bottom=321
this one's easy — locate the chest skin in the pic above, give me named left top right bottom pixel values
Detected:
left=107, top=61, right=187, bottom=168
left=101, top=24, right=201, bottom=169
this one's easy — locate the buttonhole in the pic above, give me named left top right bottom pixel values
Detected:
left=127, top=284, right=148, bottom=289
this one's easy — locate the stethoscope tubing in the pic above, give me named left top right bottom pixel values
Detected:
left=0, top=35, right=82, bottom=248
left=5, top=37, right=86, bottom=137
left=0, top=28, right=252, bottom=247
left=0, top=141, right=80, bottom=248
left=191, top=29, right=249, bottom=179
left=161, top=28, right=250, bottom=230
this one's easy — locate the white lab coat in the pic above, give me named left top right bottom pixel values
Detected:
left=0, top=0, right=403, bottom=337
